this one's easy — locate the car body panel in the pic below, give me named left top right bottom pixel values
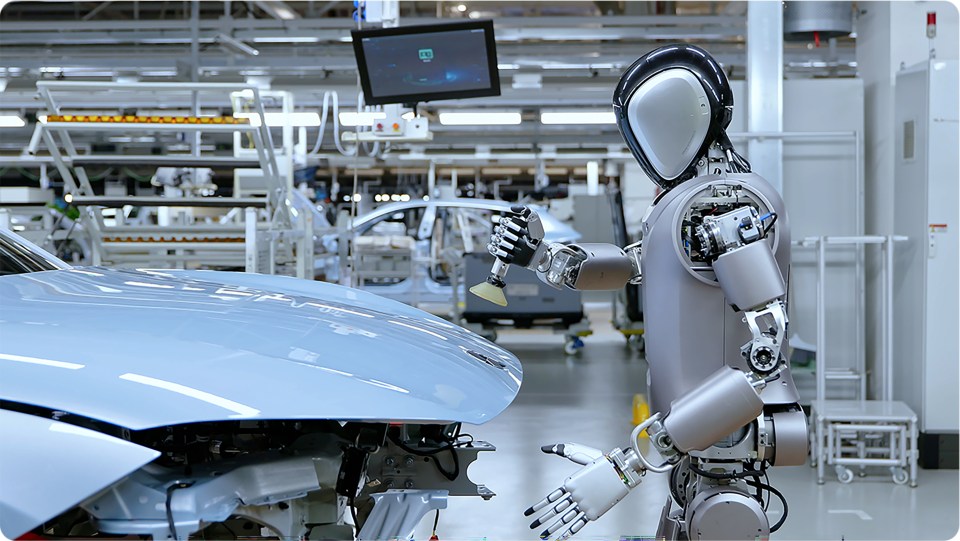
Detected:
left=0, top=409, right=160, bottom=539
left=0, top=267, right=522, bottom=430
left=0, top=227, right=70, bottom=273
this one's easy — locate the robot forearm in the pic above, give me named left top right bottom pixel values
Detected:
left=533, top=242, right=642, bottom=291
left=526, top=366, right=769, bottom=540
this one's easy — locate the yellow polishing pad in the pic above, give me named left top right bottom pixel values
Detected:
left=469, top=281, right=508, bottom=307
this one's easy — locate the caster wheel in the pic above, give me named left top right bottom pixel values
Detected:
left=892, top=468, right=909, bottom=485
left=481, top=330, right=497, bottom=342
left=628, top=334, right=645, bottom=352
left=564, top=337, right=584, bottom=355
left=837, top=467, right=854, bottom=484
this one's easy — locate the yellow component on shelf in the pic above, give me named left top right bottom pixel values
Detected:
left=632, top=393, right=650, bottom=432
left=46, top=114, right=250, bottom=124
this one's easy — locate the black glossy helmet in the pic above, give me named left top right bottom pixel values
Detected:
left=613, top=44, right=734, bottom=191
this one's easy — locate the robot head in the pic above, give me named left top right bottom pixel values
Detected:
left=613, top=44, right=734, bottom=191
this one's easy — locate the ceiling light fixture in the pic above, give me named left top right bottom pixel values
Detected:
left=0, top=114, right=26, bottom=128
left=233, top=112, right=322, bottom=127
left=540, top=110, right=616, bottom=125
left=339, top=111, right=387, bottom=127
left=251, top=36, right=321, bottom=43
left=439, top=110, right=522, bottom=126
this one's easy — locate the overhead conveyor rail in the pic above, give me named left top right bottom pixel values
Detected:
left=33, top=81, right=312, bottom=278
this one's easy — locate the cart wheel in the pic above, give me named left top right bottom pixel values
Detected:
left=481, top=330, right=498, bottom=342
left=564, top=337, right=584, bottom=355
left=628, top=334, right=645, bottom=352
left=892, top=468, right=909, bottom=485
left=837, top=467, right=854, bottom=484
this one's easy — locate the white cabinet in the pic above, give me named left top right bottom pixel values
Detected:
left=893, top=59, right=960, bottom=466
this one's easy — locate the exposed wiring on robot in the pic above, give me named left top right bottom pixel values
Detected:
left=717, top=130, right=752, bottom=174
left=689, top=461, right=788, bottom=533
left=760, top=212, right=779, bottom=235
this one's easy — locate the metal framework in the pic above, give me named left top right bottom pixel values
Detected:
left=796, top=235, right=918, bottom=487
left=34, top=81, right=313, bottom=278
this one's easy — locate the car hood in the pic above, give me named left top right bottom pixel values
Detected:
left=0, top=268, right=521, bottom=430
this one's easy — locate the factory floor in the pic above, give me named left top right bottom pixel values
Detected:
left=414, top=305, right=960, bottom=540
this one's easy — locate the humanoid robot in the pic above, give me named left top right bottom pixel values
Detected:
left=471, top=44, right=808, bottom=540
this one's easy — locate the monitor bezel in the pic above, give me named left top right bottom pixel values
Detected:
left=351, top=20, right=501, bottom=106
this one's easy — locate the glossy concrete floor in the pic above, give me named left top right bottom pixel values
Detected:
left=413, top=306, right=960, bottom=540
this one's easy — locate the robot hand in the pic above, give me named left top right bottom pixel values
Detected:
left=525, top=444, right=643, bottom=540
left=487, top=205, right=546, bottom=269
left=470, top=205, right=550, bottom=306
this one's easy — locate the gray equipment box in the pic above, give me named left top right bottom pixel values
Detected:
left=463, top=252, right=583, bottom=327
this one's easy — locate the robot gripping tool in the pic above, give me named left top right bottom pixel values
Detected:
left=469, top=205, right=545, bottom=306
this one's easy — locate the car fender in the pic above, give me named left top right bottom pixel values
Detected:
left=0, top=409, right=159, bottom=539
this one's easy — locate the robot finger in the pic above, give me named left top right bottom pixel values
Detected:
left=504, top=220, right=525, bottom=234
left=524, top=488, right=567, bottom=517
left=541, top=443, right=604, bottom=466
left=528, top=493, right=573, bottom=528
left=539, top=507, right=580, bottom=539
left=556, top=514, right=588, bottom=541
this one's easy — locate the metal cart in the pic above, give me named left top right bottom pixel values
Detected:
left=457, top=252, right=592, bottom=355
left=798, top=235, right=917, bottom=486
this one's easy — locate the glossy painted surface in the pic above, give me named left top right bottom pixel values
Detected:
left=0, top=267, right=521, bottom=430
left=0, top=409, right=160, bottom=539
left=0, top=228, right=70, bottom=273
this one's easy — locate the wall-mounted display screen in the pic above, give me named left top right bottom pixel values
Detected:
left=352, top=20, right=501, bottom=105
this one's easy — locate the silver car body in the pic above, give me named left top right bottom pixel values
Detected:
left=333, top=199, right=580, bottom=305
left=0, top=229, right=521, bottom=539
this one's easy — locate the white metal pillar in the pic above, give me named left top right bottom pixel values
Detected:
left=245, top=207, right=258, bottom=274
left=427, top=161, right=436, bottom=198
left=747, top=1, right=784, bottom=192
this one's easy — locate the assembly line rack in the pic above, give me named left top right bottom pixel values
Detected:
left=32, top=81, right=313, bottom=278
left=794, top=235, right=917, bottom=486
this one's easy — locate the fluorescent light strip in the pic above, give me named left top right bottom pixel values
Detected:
left=540, top=111, right=616, bottom=125
left=339, top=111, right=387, bottom=127
left=439, top=111, right=522, bottom=126
left=233, top=111, right=322, bottom=127
left=252, top=36, right=320, bottom=43
left=0, top=114, right=26, bottom=128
